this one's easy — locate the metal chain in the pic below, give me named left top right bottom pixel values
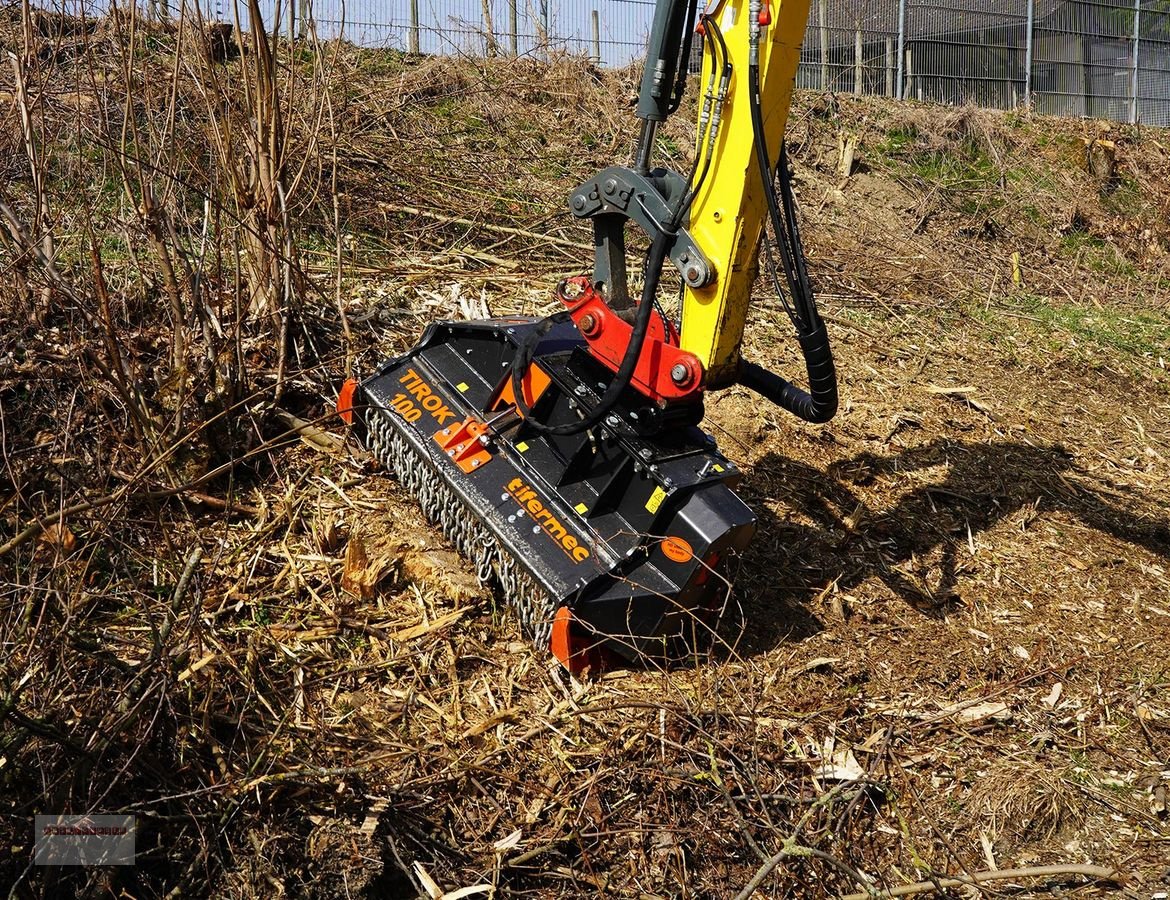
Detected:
left=367, top=411, right=556, bottom=648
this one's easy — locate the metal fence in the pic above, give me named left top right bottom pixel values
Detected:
left=34, top=1, right=1170, bottom=125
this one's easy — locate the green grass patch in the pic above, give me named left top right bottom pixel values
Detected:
left=1009, top=293, right=1170, bottom=358
left=1058, top=231, right=1136, bottom=278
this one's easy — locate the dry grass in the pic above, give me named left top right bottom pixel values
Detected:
left=1, top=8, right=1169, bottom=899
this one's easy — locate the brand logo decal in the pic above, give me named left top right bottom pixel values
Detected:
left=506, top=478, right=590, bottom=563
left=397, top=368, right=457, bottom=425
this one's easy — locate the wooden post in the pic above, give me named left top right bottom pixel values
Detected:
left=409, top=0, right=420, bottom=54
left=885, top=37, right=894, bottom=96
left=1024, top=0, right=1035, bottom=107
left=1131, top=0, right=1142, bottom=124
left=482, top=0, right=498, bottom=56
left=895, top=0, right=907, bottom=99
left=592, top=9, right=601, bottom=64
left=819, top=0, right=830, bottom=90
left=298, top=0, right=309, bottom=40
left=289, top=0, right=296, bottom=41
left=854, top=21, right=863, bottom=95
left=509, top=0, right=518, bottom=56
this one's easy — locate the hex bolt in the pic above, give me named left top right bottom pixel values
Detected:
left=574, top=385, right=588, bottom=396
left=604, top=178, right=618, bottom=195
left=572, top=194, right=587, bottom=211
left=670, top=363, right=690, bottom=385
left=605, top=414, right=620, bottom=427
left=640, top=448, right=653, bottom=461
left=685, top=266, right=703, bottom=285
left=579, top=313, right=597, bottom=334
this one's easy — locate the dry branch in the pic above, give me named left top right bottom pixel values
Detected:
left=839, top=864, right=1122, bottom=900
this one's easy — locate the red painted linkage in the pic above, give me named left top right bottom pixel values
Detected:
left=557, top=276, right=704, bottom=405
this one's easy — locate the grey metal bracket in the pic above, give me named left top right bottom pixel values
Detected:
left=569, top=165, right=714, bottom=293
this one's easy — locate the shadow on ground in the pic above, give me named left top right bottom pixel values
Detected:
left=725, top=438, right=1170, bottom=657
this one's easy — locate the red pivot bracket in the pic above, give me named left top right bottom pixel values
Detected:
left=558, top=276, right=704, bottom=405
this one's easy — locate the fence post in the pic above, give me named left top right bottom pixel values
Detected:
left=1131, top=0, right=1142, bottom=124
left=1024, top=0, right=1035, bottom=107
left=854, top=21, right=863, bottom=95
left=482, top=0, right=498, bottom=56
left=895, top=0, right=907, bottom=100
left=885, top=38, right=894, bottom=96
left=409, top=0, right=420, bottom=54
left=509, top=0, right=518, bottom=56
left=818, top=0, right=829, bottom=90
left=289, top=0, right=296, bottom=41
left=592, top=10, right=601, bottom=64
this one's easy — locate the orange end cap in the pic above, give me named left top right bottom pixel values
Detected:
left=337, top=378, right=358, bottom=425
left=551, top=606, right=594, bottom=676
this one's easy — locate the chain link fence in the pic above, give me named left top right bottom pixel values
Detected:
left=32, top=1, right=1170, bottom=125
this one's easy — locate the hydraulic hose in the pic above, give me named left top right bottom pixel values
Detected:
left=743, top=17, right=838, bottom=425
left=509, top=2, right=699, bottom=437
left=508, top=230, right=671, bottom=437
left=740, top=325, right=837, bottom=424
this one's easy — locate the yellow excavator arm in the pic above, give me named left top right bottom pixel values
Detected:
left=682, top=0, right=812, bottom=385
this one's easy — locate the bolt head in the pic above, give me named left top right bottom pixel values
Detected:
left=578, top=312, right=597, bottom=334
left=670, top=362, right=691, bottom=385
left=685, top=265, right=703, bottom=285
left=604, top=178, right=618, bottom=195
left=572, top=194, right=587, bottom=211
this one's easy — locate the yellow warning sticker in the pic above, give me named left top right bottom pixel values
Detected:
left=575, top=502, right=589, bottom=515
left=457, top=382, right=470, bottom=392
left=516, top=441, right=530, bottom=453
left=646, top=486, right=667, bottom=514
left=713, top=464, right=725, bottom=473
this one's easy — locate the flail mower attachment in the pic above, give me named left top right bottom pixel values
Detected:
left=341, top=0, right=840, bottom=671
left=342, top=305, right=756, bottom=673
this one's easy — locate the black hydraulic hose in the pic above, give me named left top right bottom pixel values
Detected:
left=509, top=231, right=671, bottom=436
left=744, top=52, right=838, bottom=423
left=509, top=4, right=702, bottom=437
left=666, top=0, right=699, bottom=116
left=777, top=143, right=815, bottom=314
left=747, top=67, right=808, bottom=328
left=740, top=325, right=837, bottom=424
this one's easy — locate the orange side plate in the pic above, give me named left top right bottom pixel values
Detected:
left=550, top=606, right=624, bottom=676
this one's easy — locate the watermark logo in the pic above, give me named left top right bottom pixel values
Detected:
left=35, top=815, right=136, bottom=866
